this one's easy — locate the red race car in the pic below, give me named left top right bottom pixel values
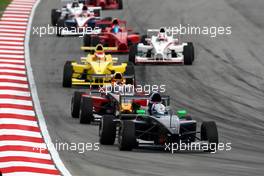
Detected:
left=83, top=18, right=141, bottom=53
left=84, top=0, right=123, bottom=10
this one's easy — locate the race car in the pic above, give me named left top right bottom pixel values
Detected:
left=70, top=73, right=136, bottom=124
left=129, top=27, right=195, bottom=65
left=83, top=18, right=141, bottom=53
left=98, top=93, right=218, bottom=151
left=84, top=0, right=123, bottom=10
left=62, top=44, right=135, bottom=88
left=51, top=1, right=102, bottom=36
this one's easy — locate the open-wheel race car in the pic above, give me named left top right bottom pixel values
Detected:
left=51, top=0, right=103, bottom=36
left=83, top=18, right=141, bottom=53
left=84, top=0, right=123, bottom=10
left=70, top=74, right=136, bottom=124
left=98, top=93, right=218, bottom=151
left=129, top=27, right=195, bottom=65
left=63, top=44, right=135, bottom=87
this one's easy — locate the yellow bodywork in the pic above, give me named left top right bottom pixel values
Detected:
left=71, top=48, right=128, bottom=86
left=121, top=103, right=133, bottom=113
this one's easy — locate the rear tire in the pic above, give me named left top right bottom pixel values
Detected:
left=118, top=0, right=123, bottom=9
left=129, top=44, right=137, bottom=64
left=79, top=97, right=94, bottom=124
left=183, top=42, right=194, bottom=65
left=62, top=61, right=73, bottom=88
left=124, top=63, right=135, bottom=85
left=83, top=35, right=91, bottom=47
left=99, top=115, right=116, bottom=145
left=141, top=35, right=148, bottom=45
left=56, top=19, right=65, bottom=37
left=91, top=36, right=100, bottom=46
left=51, top=9, right=60, bottom=26
left=118, top=120, right=136, bottom=151
left=71, top=91, right=84, bottom=118
left=201, top=121, right=218, bottom=151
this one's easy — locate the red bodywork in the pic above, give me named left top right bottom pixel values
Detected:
left=82, top=92, right=148, bottom=114
left=91, top=19, right=140, bottom=53
left=85, top=0, right=122, bottom=10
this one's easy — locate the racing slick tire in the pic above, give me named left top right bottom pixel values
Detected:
left=124, top=63, right=135, bottom=85
left=99, top=115, right=116, bottom=145
left=71, top=91, right=84, bottom=118
left=183, top=42, right=194, bottom=65
left=118, top=120, right=136, bottom=151
left=51, top=9, right=60, bottom=26
left=201, top=121, right=219, bottom=152
left=83, top=35, right=91, bottom=47
left=91, top=36, right=100, bottom=46
left=141, top=35, right=148, bottom=45
left=129, top=44, right=137, bottom=64
left=118, top=0, right=123, bottom=9
left=56, top=19, right=65, bottom=37
left=79, top=96, right=94, bottom=124
left=62, top=61, right=73, bottom=88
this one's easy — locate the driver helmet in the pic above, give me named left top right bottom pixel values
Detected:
left=112, top=73, right=124, bottom=85
left=158, top=27, right=167, bottom=41
left=94, top=45, right=105, bottom=60
left=112, top=19, right=120, bottom=33
left=151, top=103, right=166, bottom=115
left=72, top=1, right=79, bottom=8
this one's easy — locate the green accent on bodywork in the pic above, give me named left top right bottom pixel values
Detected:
left=177, top=110, right=188, bottom=118
left=137, top=109, right=146, bottom=115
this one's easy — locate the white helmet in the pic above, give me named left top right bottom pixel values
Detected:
left=152, top=103, right=166, bottom=115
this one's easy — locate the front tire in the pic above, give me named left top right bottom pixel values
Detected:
left=62, top=61, right=73, bottom=88
left=201, top=121, right=218, bottom=152
left=99, top=115, right=116, bottom=145
left=118, top=0, right=123, bottom=9
left=71, top=91, right=84, bottom=118
left=56, top=19, right=65, bottom=37
left=51, top=9, right=60, bottom=26
left=79, top=97, right=94, bottom=124
left=183, top=42, right=194, bottom=65
left=118, top=120, right=136, bottom=151
left=129, top=44, right=137, bottom=64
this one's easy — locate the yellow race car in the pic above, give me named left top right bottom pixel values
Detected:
left=63, top=44, right=135, bottom=87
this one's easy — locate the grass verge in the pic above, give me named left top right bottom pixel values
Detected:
left=0, top=0, right=11, bottom=18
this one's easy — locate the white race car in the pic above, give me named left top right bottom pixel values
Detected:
left=51, top=0, right=102, bottom=36
left=129, top=28, right=195, bottom=65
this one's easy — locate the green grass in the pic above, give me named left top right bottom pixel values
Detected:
left=0, top=0, right=11, bottom=17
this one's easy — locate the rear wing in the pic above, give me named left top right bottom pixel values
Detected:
left=147, top=28, right=176, bottom=38
left=95, top=19, right=127, bottom=30
left=87, top=7, right=102, bottom=17
left=80, top=46, right=118, bottom=52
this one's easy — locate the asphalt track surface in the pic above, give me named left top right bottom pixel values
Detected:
left=30, top=0, right=264, bottom=175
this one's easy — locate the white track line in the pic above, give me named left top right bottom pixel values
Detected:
left=0, top=109, right=35, bottom=116
left=0, top=82, right=28, bottom=88
left=0, top=162, right=56, bottom=170
left=0, top=129, right=42, bottom=138
left=0, top=118, right=37, bottom=126
left=0, top=99, right=32, bottom=106
left=4, top=172, right=60, bottom=176
left=0, top=151, right=52, bottom=160
left=0, top=141, right=46, bottom=149
left=0, top=90, right=30, bottom=96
